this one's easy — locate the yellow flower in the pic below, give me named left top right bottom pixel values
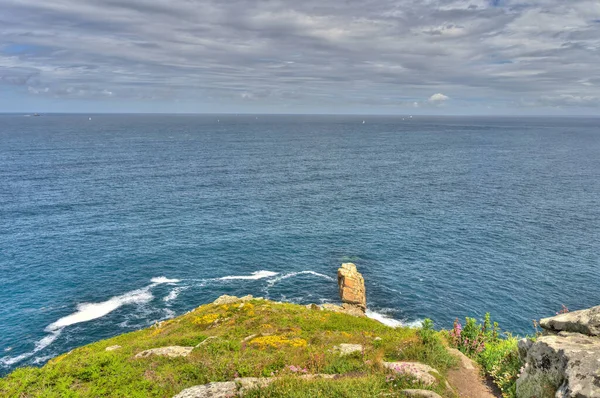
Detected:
left=192, top=313, right=220, bottom=326
left=249, top=335, right=308, bottom=349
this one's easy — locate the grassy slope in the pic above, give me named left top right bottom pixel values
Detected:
left=1, top=300, right=457, bottom=397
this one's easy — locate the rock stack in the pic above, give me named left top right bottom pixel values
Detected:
left=517, top=305, right=600, bottom=398
left=337, top=263, right=366, bottom=314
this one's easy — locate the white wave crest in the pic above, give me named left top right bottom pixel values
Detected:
left=1, top=277, right=177, bottom=367
left=266, top=271, right=335, bottom=286
left=164, top=286, right=188, bottom=303
left=219, top=270, right=279, bottom=280
left=46, top=288, right=153, bottom=331
left=366, top=309, right=422, bottom=329
left=150, top=277, right=181, bottom=284
left=0, top=330, right=60, bottom=367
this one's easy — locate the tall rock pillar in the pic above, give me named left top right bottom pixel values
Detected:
left=337, top=263, right=366, bottom=313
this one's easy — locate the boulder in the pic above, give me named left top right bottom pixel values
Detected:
left=333, top=344, right=363, bottom=356
left=105, top=345, right=121, bottom=351
left=516, top=332, right=600, bottom=398
left=540, top=305, right=600, bottom=336
left=235, top=377, right=275, bottom=394
left=400, top=390, right=443, bottom=398
left=337, top=263, right=366, bottom=312
left=383, top=362, right=440, bottom=386
left=173, top=381, right=237, bottom=398
left=135, top=346, right=194, bottom=359
left=320, top=303, right=365, bottom=317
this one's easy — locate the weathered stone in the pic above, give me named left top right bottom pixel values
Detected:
left=320, top=303, right=365, bottom=317
left=173, top=381, right=237, bottom=398
left=241, top=334, right=258, bottom=343
left=212, top=295, right=258, bottom=306
left=383, top=362, right=440, bottom=386
left=195, top=336, right=218, bottom=347
left=235, top=377, right=274, bottom=394
left=337, top=263, right=366, bottom=312
left=400, top=390, right=443, bottom=398
left=333, top=344, right=363, bottom=356
left=173, top=376, right=332, bottom=397
left=540, top=305, right=600, bottom=336
left=135, top=346, right=194, bottom=359
left=517, top=338, right=533, bottom=361
left=105, top=345, right=121, bottom=351
left=516, top=332, right=600, bottom=398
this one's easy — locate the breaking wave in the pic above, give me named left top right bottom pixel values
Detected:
left=219, top=270, right=279, bottom=280
left=0, top=277, right=179, bottom=368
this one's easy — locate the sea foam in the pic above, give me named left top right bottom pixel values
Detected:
left=219, top=270, right=279, bottom=280
left=366, top=309, right=422, bottom=328
left=1, top=277, right=179, bottom=367
left=266, top=270, right=335, bottom=286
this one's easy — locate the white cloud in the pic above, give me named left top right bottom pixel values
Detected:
left=429, top=93, right=450, bottom=102
left=0, top=0, right=599, bottom=112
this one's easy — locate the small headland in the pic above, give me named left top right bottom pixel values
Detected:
left=1, top=264, right=598, bottom=397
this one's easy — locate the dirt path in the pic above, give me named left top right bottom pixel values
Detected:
left=446, top=348, right=502, bottom=398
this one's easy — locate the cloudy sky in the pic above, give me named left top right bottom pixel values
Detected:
left=1, top=0, right=599, bottom=114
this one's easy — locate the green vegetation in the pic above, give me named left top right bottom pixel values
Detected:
left=449, top=313, right=522, bottom=398
left=0, top=300, right=458, bottom=397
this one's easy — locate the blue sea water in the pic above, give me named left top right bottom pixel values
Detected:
left=0, top=114, right=599, bottom=373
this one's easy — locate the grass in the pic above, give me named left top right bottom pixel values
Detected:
left=0, top=299, right=458, bottom=397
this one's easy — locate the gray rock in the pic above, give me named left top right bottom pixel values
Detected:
left=319, top=303, right=365, bottom=317
left=105, top=345, right=121, bottom=351
left=517, top=338, right=533, bottom=361
left=383, top=362, right=440, bottom=386
left=516, top=332, right=600, bottom=398
left=400, top=390, right=443, bottom=398
left=333, top=344, right=363, bottom=356
left=135, top=346, right=194, bottom=358
left=173, top=382, right=237, bottom=398
left=540, top=305, right=600, bottom=336
left=234, top=377, right=274, bottom=394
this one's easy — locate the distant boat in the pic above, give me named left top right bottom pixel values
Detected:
left=33, top=113, right=40, bottom=117
left=362, top=120, right=365, bottom=124
left=89, top=117, right=92, bottom=121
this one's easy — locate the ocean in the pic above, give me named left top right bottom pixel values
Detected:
left=1, top=114, right=598, bottom=373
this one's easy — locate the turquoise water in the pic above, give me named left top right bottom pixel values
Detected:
left=1, top=114, right=599, bottom=373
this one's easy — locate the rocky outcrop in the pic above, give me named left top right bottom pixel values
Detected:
left=383, top=362, right=440, bottom=386
left=333, top=343, right=363, bottom=356
left=173, top=381, right=237, bottom=398
left=540, top=305, right=600, bottom=336
left=320, top=303, right=365, bottom=317
left=213, top=295, right=258, bottom=306
left=517, top=307, right=600, bottom=398
left=135, top=346, right=194, bottom=359
left=173, top=375, right=338, bottom=397
left=337, top=263, right=366, bottom=313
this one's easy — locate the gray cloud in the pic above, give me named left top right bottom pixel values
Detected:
left=0, top=0, right=599, bottom=112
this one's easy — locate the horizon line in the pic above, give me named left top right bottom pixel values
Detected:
left=1, top=112, right=599, bottom=118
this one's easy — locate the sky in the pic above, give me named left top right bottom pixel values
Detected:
left=0, top=0, right=599, bottom=115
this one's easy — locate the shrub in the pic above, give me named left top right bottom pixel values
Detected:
left=449, top=313, right=522, bottom=398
